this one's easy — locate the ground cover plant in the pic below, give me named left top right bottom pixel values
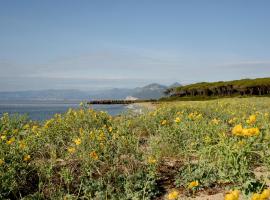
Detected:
left=1, top=98, right=270, bottom=199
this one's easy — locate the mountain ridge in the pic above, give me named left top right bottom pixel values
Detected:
left=0, top=83, right=179, bottom=101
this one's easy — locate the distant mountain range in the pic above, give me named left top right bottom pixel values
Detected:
left=0, top=83, right=181, bottom=101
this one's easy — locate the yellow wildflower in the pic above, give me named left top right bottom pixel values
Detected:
left=228, top=117, right=237, bottom=124
left=161, top=120, right=167, bottom=125
left=247, top=127, right=260, bottom=136
left=224, top=193, right=238, bottom=200
left=7, top=137, right=15, bottom=145
left=32, top=125, right=39, bottom=132
left=188, top=113, right=195, bottom=120
left=13, top=129, right=19, bottom=134
left=197, top=113, right=203, bottom=119
left=73, top=138, right=81, bottom=146
left=230, top=190, right=240, bottom=199
left=44, top=119, right=53, bottom=129
left=189, top=113, right=202, bottom=120
left=99, top=142, right=104, bottom=149
left=79, top=127, right=84, bottom=136
left=188, top=180, right=199, bottom=189
left=261, top=188, right=270, bottom=199
left=19, top=140, right=26, bottom=149
left=241, top=128, right=250, bottom=136
left=89, top=131, right=95, bottom=140
left=0, top=159, right=4, bottom=165
left=147, top=156, right=157, bottom=164
left=67, top=147, right=76, bottom=154
left=167, top=190, right=179, bottom=200
left=79, top=109, right=84, bottom=116
left=23, top=154, right=31, bottom=161
left=1, top=135, right=6, bottom=140
left=108, top=126, right=113, bottom=132
left=211, top=118, right=220, bottom=125
left=247, top=114, right=256, bottom=124
left=176, top=111, right=182, bottom=115
left=232, top=124, right=243, bottom=135
left=23, top=124, right=30, bottom=130
left=224, top=190, right=240, bottom=200
left=90, top=151, right=99, bottom=160
left=251, top=193, right=261, bottom=200
left=204, top=135, right=211, bottom=143
left=236, top=140, right=245, bottom=147
left=98, top=132, right=105, bottom=141
left=174, top=117, right=181, bottom=123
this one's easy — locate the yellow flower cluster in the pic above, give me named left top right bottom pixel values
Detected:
left=188, top=112, right=202, bottom=120
left=174, top=117, right=181, bottom=123
left=23, top=154, right=31, bottom=161
left=188, top=180, right=199, bottom=189
left=147, top=156, right=157, bottom=164
left=0, top=159, right=4, bottom=165
left=32, top=125, right=39, bottom=133
left=6, top=137, right=15, bottom=145
left=89, top=151, right=99, bottom=160
left=73, top=138, right=82, bottom=146
left=44, top=119, right=53, bottom=129
left=1, top=135, right=6, bottom=140
left=176, top=111, right=183, bottom=115
left=251, top=189, right=270, bottom=200
left=228, top=117, right=237, bottom=124
left=23, top=124, right=30, bottom=130
left=246, top=114, right=256, bottom=124
left=19, top=140, right=26, bottom=149
left=108, top=126, right=113, bottom=132
left=67, top=147, right=76, bottom=154
left=79, top=127, right=84, bottom=136
left=232, top=124, right=260, bottom=136
left=204, top=135, right=212, bottom=143
left=211, top=118, right=220, bottom=125
left=166, top=190, right=179, bottom=200
left=161, top=120, right=167, bottom=125
left=224, top=190, right=240, bottom=200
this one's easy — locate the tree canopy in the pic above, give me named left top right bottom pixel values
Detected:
left=165, top=77, right=270, bottom=97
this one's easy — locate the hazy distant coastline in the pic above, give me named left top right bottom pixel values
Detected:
left=0, top=83, right=181, bottom=101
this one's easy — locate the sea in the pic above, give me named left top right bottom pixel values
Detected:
left=0, top=100, right=132, bottom=121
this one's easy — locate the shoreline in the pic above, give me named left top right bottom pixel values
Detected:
left=134, top=102, right=157, bottom=111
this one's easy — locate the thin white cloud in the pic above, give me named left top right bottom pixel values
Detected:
left=217, top=60, right=270, bottom=67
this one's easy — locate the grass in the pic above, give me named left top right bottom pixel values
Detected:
left=1, top=97, right=270, bottom=199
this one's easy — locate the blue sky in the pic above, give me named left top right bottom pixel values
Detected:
left=0, top=0, right=270, bottom=91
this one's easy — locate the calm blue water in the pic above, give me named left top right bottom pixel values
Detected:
left=0, top=100, right=128, bottom=121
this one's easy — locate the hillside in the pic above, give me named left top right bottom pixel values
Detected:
left=165, top=77, right=270, bottom=98
left=131, top=83, right=168, bottom=99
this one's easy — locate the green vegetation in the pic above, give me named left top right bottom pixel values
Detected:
left=165, top=77, right=270, bottom=98
left=1, top=98, right=270, bottom=199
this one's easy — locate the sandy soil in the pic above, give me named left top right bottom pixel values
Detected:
left=134, top=102, right=157, bottom=110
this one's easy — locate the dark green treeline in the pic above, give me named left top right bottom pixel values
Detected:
left=165, top=78, right=270, bottom=97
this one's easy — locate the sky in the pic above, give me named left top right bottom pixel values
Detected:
left=0, top=0, right=270, bottom=91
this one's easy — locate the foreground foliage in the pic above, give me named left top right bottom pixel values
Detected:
left=1, top=98, right=270, bottom=199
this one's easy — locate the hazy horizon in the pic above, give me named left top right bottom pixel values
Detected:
left=1, top=0, right=270, bottom=91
